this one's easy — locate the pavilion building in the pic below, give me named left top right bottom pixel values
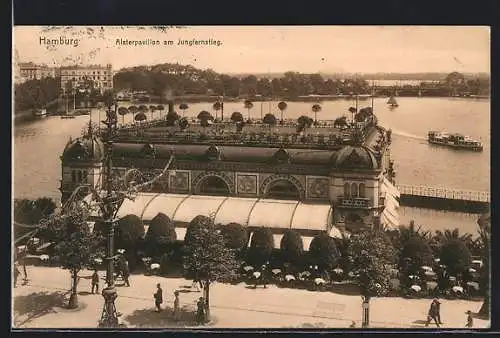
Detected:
left=60, top=102, right=399, bottom=249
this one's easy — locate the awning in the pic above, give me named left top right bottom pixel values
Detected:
left=380, top=177, right=400, bottom=229
left=113, top=193, right=340, bottom=241
left=382, top=177, right=401, bottom=200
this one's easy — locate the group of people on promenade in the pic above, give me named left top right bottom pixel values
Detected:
left=14, top=255, right=477, bottom=328
left=153, top=282, right=208, bottom=325
left=425, top=298, right=474, bottom=328
left=89, top=256, right=130, bottom=294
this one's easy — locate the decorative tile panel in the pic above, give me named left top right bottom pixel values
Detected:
left=236, top=174, right=258, bottom=195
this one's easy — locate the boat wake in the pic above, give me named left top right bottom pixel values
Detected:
left=392, top=129, right=427, bottom=141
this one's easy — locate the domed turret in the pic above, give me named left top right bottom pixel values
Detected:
left=333, top=145, right=379, bottom=170
left=62, top=134, right=105, bottom=162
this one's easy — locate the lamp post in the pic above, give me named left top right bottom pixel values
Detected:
left=361, top=297, right=370, bottom=328
left=98, top=98, right=120, bottom=328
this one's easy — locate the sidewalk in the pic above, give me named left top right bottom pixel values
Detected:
left=12, top=266, right=489, bottom=329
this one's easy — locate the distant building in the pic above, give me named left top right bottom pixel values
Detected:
left=60, top=64, right=113, bottom=94
left=18, top=62, right=59, bottom=82
left=16, top=60, right=113, bottom=94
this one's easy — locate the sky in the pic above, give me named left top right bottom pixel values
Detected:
left=13, top=26, right=490, bottom=74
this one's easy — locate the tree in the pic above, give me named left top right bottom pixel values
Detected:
left=179, top=103, right=188, bottom=117
left=145, top=213, right=177, bottom=257
left=219, top=222, right=248, bottom=258
left=278, top=101, right=287, bottom=123
left=355, top=107, right=373, bottom=123
left=116, top=214, right=145, bottom=267
left=185, top=215, right=211, bottom=248
left=230, top=112, right=244, bottom=132
left=166, top=110, right=180, bottom=127
left=333, top=116, right=348, bottom=129
left=439, top=239, right=471, bottom=276
left=212, top=101, right=222, bottom=121
left=134, top=112, right=147, bottom=123
left=183, top=215, right=239, bottom=321
left=400, top=237, right=434, bottom=275
left=117, top=107, right=129, bottom=124
left=280, top=230, right=304, bottom=267
left=308, top=232, right=340, bottom=273
left=297, top=115, right=314, bottom=133
left=45, top=209, right=103, bottom=309
left=312, top=103, right=322, bottom=123
left=347, top=230, right=397, bottom=327
left=477, top=210, right=490, bottom=317
left=396, top=221, right=433, bottom=274
left=445, top=71, right=466, bottom=95
left=432, top=228, right=474, bottom=256
left=247, top=227, right=274, bottom=266
left=149, top=105, right=157, bottom=119
left=348, top=107, right=357, bottom=123
left=14, top=197, right=57, bottom=226
left=197, top=111, right=214, bottom=128
left=14, top=77, right=60, bottom=111
left=179, top=117, right=189, bottom=131
left=156, top=104, right=164, bottom=118
left=102, top=89, right=115, bottom=109
left=244, top=100, right=254, bottom=120
left=128, top=105, right=138, bottom=115
left=334, top=233, right=351, bottom=272
left=231, top=111, right=244, bottom=123
left=263, top=113, right=277, bottom=132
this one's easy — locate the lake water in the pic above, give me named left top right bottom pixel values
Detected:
left=13, top=97, right=490, bottom=235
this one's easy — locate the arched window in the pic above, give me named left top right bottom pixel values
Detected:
left=358, top=183, right=366, bottom=198
left=71, top=171, right=76, bottom=182
left=351, top=183, right=358, bottom=198
left=199, top=176, right=230, bottom=196
left=267, top=180, right=300, bottom=200
left=344, top=182, right=350, bottom=198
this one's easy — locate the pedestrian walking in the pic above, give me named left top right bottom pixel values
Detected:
left=173, top=290, right=181, bottom=321
left=435, top=298, right=443, bottom=324
left=261, top=264, right=268, bottom=289
left=14, top=263, right=20, bottom=288
left=122, top=265, right=130, bottom=287
left=196, top=297, right=206, bottom=325
left=465, top=310, right=473, bottom=328
left=21, top=257, right=28, bottom=283
left=425, top=299, right=440, bottom=327
left=91, top=270, right=100, bottom=294
left=153, top=283, right=163, bottom=312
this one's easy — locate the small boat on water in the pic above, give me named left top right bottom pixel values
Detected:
left=387, top=96, right=399, bottom=107
left=32, top=109, right=48, bottom=117
left=428, top=131, right=483, bottom=152
left=60, top=115, right=76, bottom=119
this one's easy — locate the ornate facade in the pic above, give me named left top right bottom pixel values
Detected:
left=60, top=117, right=399, bottom=234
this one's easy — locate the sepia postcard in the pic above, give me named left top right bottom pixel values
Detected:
left=12, top=25, right=491, bottom=330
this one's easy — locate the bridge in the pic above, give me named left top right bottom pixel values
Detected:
left=396, top=184, right=490, bottom=213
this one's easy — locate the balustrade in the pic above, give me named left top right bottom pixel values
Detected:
left=338, top=197, right=371, bottom=209
left=396, top=184, right=489, bottom=202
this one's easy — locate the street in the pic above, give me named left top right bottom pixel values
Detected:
left=12, top=266, right=489, bottom=329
